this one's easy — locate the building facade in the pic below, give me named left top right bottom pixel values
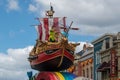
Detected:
left=92, top=32, right=120, bottom=80
left=74, top=43, right=94, bottom=79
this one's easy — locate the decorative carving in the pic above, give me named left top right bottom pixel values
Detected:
left=29, top=38, right=77, bottom=56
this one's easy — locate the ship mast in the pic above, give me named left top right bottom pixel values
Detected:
left=46, top=4, right=55, bottom=18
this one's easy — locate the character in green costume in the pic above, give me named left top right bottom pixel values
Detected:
left=49, top=29, right=56, bottom=42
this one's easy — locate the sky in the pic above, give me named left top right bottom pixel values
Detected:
left=0, top=0, right=120, bottom=80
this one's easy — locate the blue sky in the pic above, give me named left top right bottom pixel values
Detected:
left=0, top=0, right=37, bottom=52
left=0, top=0, right=120, bottom=80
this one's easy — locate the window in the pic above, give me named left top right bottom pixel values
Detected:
left=91, top=67, right=93, bottom=79
left=87, top=68, right=89, bottom=78
left=83, top=70, right=85, bottom=77
left=106, top=38, right=110, bottom=49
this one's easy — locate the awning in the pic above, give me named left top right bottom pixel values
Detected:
left=97, top=61, right=110, bottom=72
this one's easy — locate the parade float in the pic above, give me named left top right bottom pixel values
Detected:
left=27, top=5, right=80, bottom=80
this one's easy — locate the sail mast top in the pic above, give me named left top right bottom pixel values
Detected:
left=46, top=3, right=55, bottom=18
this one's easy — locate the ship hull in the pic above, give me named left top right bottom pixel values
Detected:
left=29, top=47, right=74, bottom=71
left=31, top=56, right=73, bottom=71
left=28, top=38, right=79, bottom=71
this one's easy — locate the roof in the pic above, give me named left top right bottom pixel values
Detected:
left=81, top=43, right=93, bottom=57
left=92, top=33, right=116, bottom=44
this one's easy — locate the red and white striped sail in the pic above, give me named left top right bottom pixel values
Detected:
left=35, top=24, right=43, bottom=40
left=35, top=17, right=66, bottom=41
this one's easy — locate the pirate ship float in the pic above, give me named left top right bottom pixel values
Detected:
left=28, top=5, right=79, bottom=71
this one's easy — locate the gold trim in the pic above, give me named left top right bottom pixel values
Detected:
left=30, top=38, right=77, bottom=56
left=57, top=46, right=64, bottom=67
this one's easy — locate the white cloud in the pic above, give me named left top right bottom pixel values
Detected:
left=0, top=46, right=36, bottom=80
left=7, top=0, right=20, bottom=11
left=28, top=0, right=120, bottom=36
left=28, top=4, right=38, bottom=12
left=75, top=42, right=85, bottom=53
